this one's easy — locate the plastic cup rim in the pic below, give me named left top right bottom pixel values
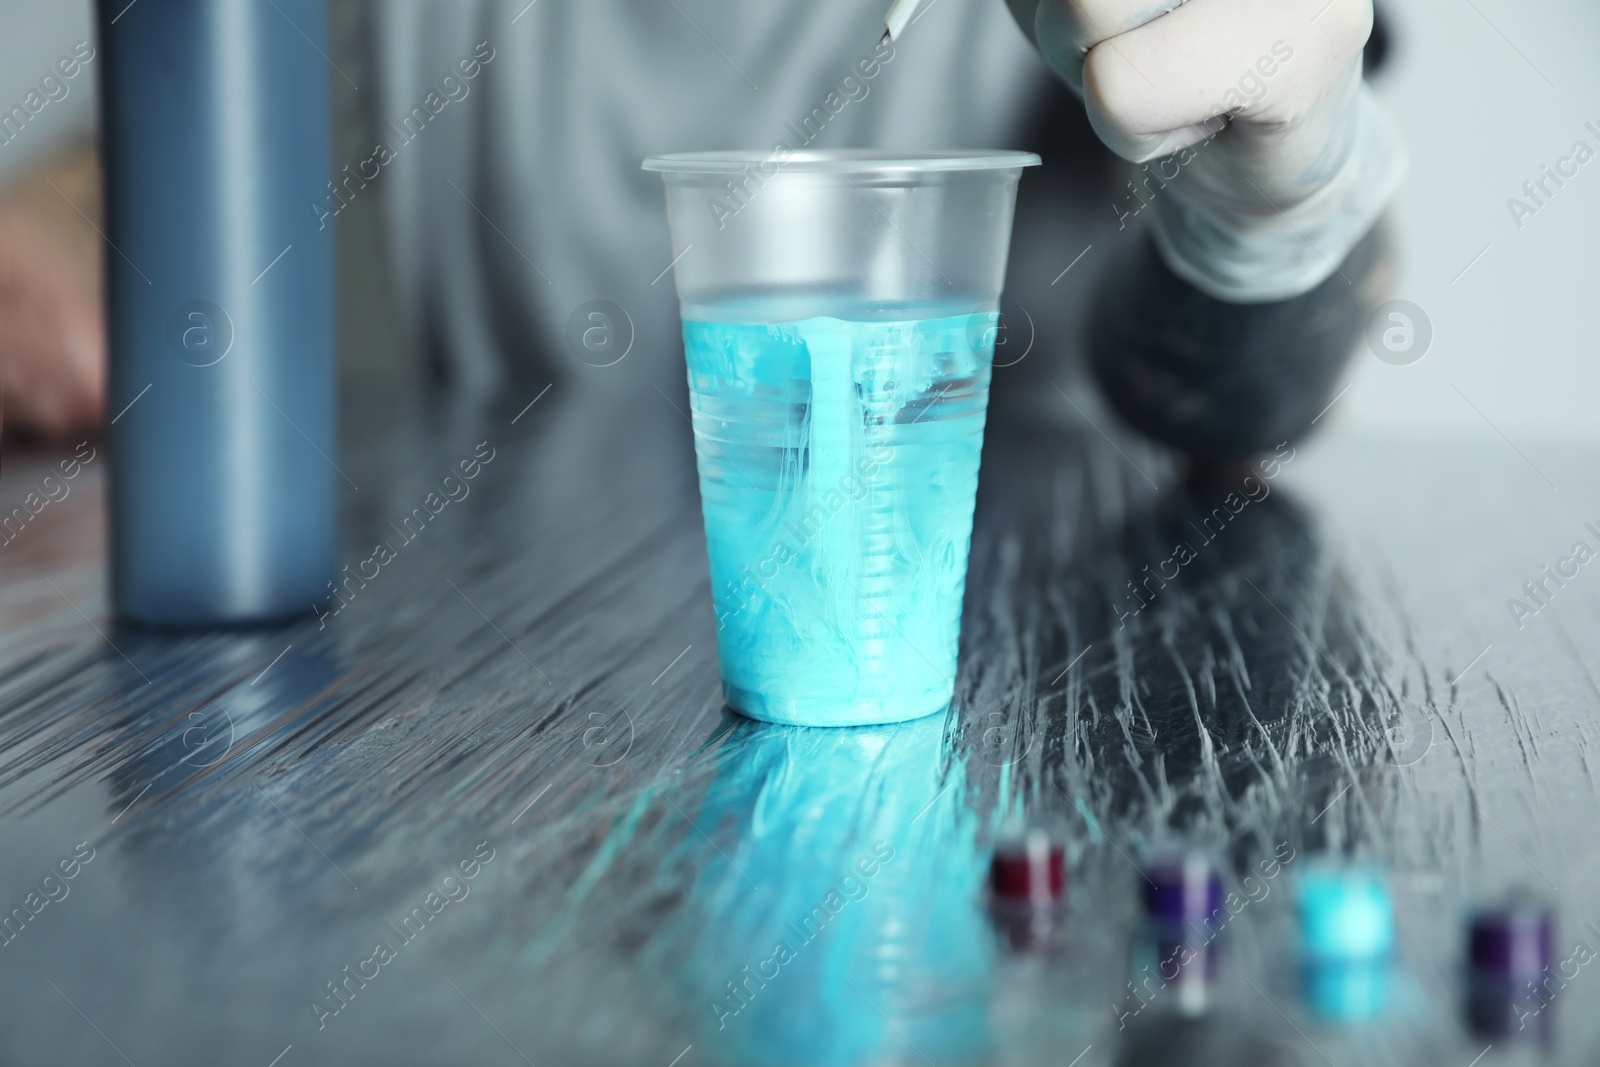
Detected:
left=642, top=148, right=1042, bottom=175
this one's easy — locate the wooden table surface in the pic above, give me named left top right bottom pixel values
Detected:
left=1, top=378, right=1597, bottom=1067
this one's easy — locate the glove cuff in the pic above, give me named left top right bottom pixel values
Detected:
left=1148, top=87, right=1408, bottom=304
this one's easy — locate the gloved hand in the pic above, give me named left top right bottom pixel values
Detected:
left=1007, top=0, right=1406, bottom=303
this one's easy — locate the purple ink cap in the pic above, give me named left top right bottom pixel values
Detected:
left=1143, top=854, right=1224, bottom=927
left=990, top=830, right=1065, bottom=906
left=1469, top=902, right=1553, bottom=982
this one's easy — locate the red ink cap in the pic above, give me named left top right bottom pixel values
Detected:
left=990, top=829, right=1065, bottom=906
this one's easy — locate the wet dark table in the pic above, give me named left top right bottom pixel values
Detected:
left=2, top=373, right=1599, bottom=1067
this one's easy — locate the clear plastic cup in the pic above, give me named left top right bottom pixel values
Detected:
left=644, top=149, right=1040, bottom=727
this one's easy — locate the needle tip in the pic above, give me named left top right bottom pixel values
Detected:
left=879, top=28, right=892, bottom=46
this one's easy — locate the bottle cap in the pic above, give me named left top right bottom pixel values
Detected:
left=1297, top=866, right=1393, bottom=962
left=1469, top=900, right=1553, bottom=982
left=1143, top=854, right=1224, bottom=928
left=989, top=829, right=1064, bottom=906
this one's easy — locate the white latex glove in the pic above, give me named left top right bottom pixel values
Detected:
left=1008, top=0, right=1406, bottom=302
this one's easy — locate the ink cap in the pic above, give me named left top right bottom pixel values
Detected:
left=1297, top=864, right=1393, bottom=963
left=1143, top=852, right=1224, bottom=929
left=1468, top=892, right=1553, bottom=983
left=990, top=827, right=1066, bottom=907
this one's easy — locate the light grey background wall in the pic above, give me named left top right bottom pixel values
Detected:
left=1346, top=0, right=1600, bottom=441
left=0, top=0, right=96, bottom=185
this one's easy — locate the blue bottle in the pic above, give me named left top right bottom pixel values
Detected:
left=99, top=0, right=336, bottom=625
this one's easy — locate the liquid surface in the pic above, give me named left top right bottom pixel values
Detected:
left=684, top=303, right=995, bottom=726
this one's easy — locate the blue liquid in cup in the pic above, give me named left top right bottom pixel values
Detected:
left=683, top=300, right=996, bottom=726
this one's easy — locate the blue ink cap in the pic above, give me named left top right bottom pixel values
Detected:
left=1297, top=866, right=1393, bottom=962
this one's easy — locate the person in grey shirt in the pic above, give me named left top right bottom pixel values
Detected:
left=1, top=0, right=1399, bottom=462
